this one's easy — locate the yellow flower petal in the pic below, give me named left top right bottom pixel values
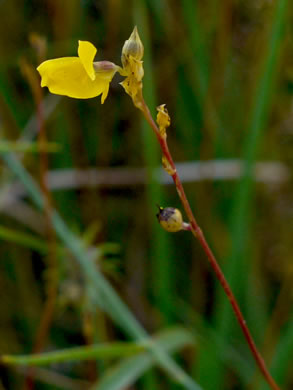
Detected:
left=37, top=57, right=109, bottom=99
left=101, top=84, right=109, bottom=104
left=78, top=40, right=97, bottom=81
left=37, top=41, right=118, bottom=102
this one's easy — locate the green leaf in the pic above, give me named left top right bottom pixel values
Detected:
left=0, top=225, right=48, bottom=254
left=2, top=342, right=144, bottom=366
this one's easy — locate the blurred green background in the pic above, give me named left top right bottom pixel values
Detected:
left=0, top=0, right=292, bottom=389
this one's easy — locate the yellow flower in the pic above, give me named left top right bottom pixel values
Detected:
left=37, top=41, right=118, bottom=103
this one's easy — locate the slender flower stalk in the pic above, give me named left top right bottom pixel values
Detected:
left=117, top=28, right=280, bottom=390
left=136, top=95, right=280, bottom=390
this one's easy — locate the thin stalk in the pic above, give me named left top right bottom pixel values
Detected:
left=138, top=96, right=280, bottom=390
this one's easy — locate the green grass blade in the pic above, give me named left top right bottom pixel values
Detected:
left=2, top=342, right=144, bottom=366
left=91, top=328, right=197, bottom=390
left=260, top=317, right=293, bottom=390
left=21, top=95, right=61, bottom=141
left=0, top=225, right=48, bottom=254
left=0, top=141, right=60, bottom=153
left=181, top=0, right=210, bottom=100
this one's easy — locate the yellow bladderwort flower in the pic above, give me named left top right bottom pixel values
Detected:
left=37, top=40, right=119, bottom=103
left=120, top=26, right=144, bottom=108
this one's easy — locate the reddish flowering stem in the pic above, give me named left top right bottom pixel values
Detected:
left=139, top=97, right=280, bottom=390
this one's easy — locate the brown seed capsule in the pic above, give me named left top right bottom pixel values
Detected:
left=156, top=206, right=183, bottom=233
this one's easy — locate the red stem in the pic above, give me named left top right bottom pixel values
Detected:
left=140, top=97, right=280, bottom=390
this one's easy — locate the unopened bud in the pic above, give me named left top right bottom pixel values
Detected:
left=162, top=155, right=176, bottom=175
left=122, top=26, right=144, bottom=68
left=157, top=104, right=171, bottom=136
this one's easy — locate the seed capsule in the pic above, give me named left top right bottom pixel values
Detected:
left=156, top=206, right=183, bottom=233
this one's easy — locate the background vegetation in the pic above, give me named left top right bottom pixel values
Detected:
left=0, top=0, right=292, bottom=389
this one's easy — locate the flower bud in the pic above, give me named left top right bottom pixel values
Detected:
left=121, top=26, right=144, bottom=68
left=162, top=155, right=176, bottom=176
left=157, top=104, right=171, bottom=136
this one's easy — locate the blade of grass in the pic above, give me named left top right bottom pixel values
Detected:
left=50, top=109, right=83, bottom=226
left=181, top=0, right=210, bottom=100
left=2, top=342, right=145, bottom=366
left=15, top=366, right=90, bottom=390
left=0, top=71, right=27, bottom=130
left=20, top=95, right=61, bottom=142
left=260, top=317, right=293, bottom=390
left=2, top=327, right=193, bottom=368
left=0, top=225, right=48, bottom=254
left=0, top=141, right=60, bottom=153
left=91, top=327, right=195, bottom=390
left=171, top=299, right=254, bottom=383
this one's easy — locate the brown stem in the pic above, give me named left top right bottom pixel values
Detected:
left=139, top=96, right=280, bottom=390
